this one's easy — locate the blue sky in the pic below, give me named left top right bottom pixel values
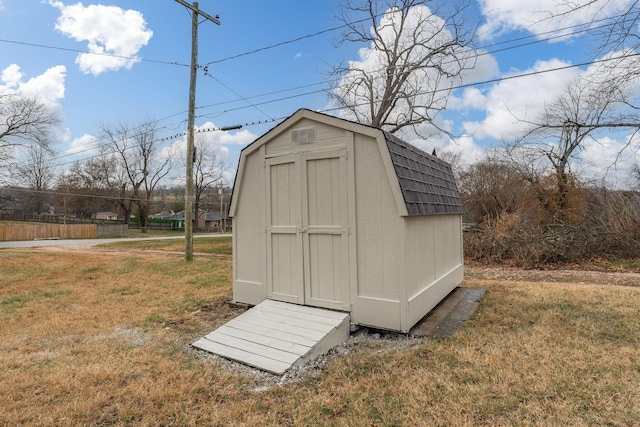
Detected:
left=1, top=0, right=638, bottom=187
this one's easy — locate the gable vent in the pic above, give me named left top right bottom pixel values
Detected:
left=291, top=127, right=316, bottom=144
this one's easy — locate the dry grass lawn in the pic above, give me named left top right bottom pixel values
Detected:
left=1, top=238, right=639, bottom=426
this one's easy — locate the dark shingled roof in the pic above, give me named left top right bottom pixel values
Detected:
left=383, top=131, right=464, bottom=216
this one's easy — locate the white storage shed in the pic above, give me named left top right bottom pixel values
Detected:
left=229, top=109, right=464, bottom=333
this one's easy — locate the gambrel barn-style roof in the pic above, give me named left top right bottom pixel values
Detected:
left=230, top=109, right=463, bottom=219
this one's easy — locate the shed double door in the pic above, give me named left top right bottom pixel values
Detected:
left=266, top=150, right=351, bottom=311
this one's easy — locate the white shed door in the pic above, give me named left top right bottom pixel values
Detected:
left=266, top=155, right=304, bottom=304
left=266, top=150, right=350, bottom=311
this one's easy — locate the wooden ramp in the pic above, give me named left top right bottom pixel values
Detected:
left=192, top=299, right=350, bottom=375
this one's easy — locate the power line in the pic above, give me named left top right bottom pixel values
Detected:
left=54, top=115, right=190, bottom=161
left=0, top=38, right=190, bottom=68
left=53, top=48, right=640, bottom=169
left=0, top=0, right=424, bottom=73
left=53, top=43, right=640, bottom=169
left=192, top=13, right=633, bottom=121
left=202, top=66, right=274, bottom=120
left=196, top=50, right=640, bottom=132
left=14, top=54, right=639, bottom=200
left=8, top=52, right=639, bottom=204
left=200, top=8, right=394, bottom=67
left=1, top=8, right=630, bottom=77
left=2, top=6, right=631, bottom=131
left=198, top=7, right=630, bottom=66
left=6, top=186, right=144, bottom=203
left=4, top=183, right=231, bottom=204
left=313, top=52, right=640, bottom=121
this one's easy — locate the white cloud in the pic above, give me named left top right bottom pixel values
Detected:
left=444, top=134, right=487, bottom=167
left=461, top=49, right=500, bottom=84
left=479, top=0, right=631, bottom=41
left=16, top=66, right=67, bottom=107
left=462, top=58, right=577, bottom=140
left=47, top=1, right=153, bottom=76
left=293, top=52, right=303, bottom=60
left=68, top=134, right=100, bottom=157
left=0, top=64, right=66, bottom=108
left=578, top=135, right=640, bottom=188
left=448, top=87, right=488, bottom=110
left=164, top=122, right=258, bottom=184
left=1, top=64, right=23, bottom=88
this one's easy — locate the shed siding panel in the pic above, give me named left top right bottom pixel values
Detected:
left=405, top=214, right=463, bottom=300
left=404, top=216, right=436, bottom=295
left=433, top=215, right=462, bottom=279
left=354, top=134, right=401, bottom=301
left=403, top=214, right=463, bottom=331
left=233, top=152, right=266, bottom=305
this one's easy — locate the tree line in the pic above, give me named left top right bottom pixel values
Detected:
left=0, top=109, right=228, bottom=232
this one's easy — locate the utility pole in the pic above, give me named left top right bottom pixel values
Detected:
left=218, top=183, right=224, bottom=233
left=174, top=0, right=220, bottom=261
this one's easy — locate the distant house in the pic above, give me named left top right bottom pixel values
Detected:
left=205, top=211, right=231, bottom=232
left=93, top=212, right=119, bottom=221
left=151, top=210, right=174, bottom=220
left=173, top=210, right=207, bottom=230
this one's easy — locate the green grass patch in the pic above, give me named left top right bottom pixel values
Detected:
left=171, top=294, right=207, bottom=314
left=143, top=312, right=167, bottom=330
left=531, top=299, right=639, bottom=345
left=588, top=257, right=640, bottom=273
left=193, top=237, right=232, bottom=255
left=98, top=236, right=232, bottom=256
left=41, top=290, right=73, bottom=299
left=126, top=229, right=186, bottom=238
left=1, top=294, right=31, bottom=313
left=1, top=289, right=73, bottom=314
left=111, top=258, right=139, bottom=274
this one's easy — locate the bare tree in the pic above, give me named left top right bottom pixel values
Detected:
left=506, top=72, right=640, bottom=220
left=101, top=120, right=172, bottom=232
left=14, top=144, right=58, bottom=214
left=329, top=0, right=477, bottom=136
left=551, top=1, right=640, bottom=52
left=191, top=136, right=226, bottom=231
left=549, top=2, right=640, bottom=109
left=459, top=155, right=528, bottom=223
left=59, top=148, right=123, bottom=216
left=0, top=94, right=61, bottom=180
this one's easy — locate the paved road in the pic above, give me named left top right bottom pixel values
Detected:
left=0, top=233, right=231, bottom=249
